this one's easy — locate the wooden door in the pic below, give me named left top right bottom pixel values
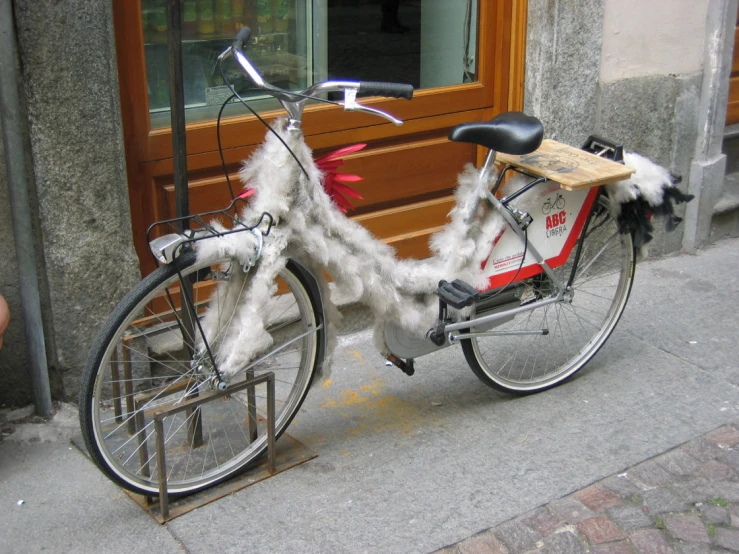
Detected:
left=727, top=4, right=739, bottom=125
left=114, top=1, right=528, bottom=276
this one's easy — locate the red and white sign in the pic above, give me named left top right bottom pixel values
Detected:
left=481, top=186, right=599, bottom=291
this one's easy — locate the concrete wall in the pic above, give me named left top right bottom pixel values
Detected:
left=0, top=123, right=34, bottom=406
left=600, top=0, right=707, bottom=82
left=0, top=0, right=140, bottom=406
left=525, top=0, right=725, bottom=256
left=524, top=0, right=604, bottom=148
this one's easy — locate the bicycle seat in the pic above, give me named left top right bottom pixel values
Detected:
left=449, top=112, right=544, bottom=155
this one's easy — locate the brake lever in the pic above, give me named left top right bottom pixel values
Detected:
left=343, top=88, right=403, bottom=126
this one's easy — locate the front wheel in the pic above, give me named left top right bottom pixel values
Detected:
left=462, top=195, right=635, bottom=394
left=79, top=252, right=324, bottom=496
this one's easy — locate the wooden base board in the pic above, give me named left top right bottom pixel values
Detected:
left=71, top=433, right=317, bottom=523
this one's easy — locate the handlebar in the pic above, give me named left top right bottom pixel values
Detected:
left=232, top=26, right=252, bottom=52
left=225, top=28, right=413, bottom=125
left=358, top=81, right=414, bottom=100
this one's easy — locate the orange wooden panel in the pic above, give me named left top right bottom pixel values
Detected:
left=727, top=76, right=739, bottom=125
left=728, top=5, right=739, bottom=125
left=330, top=140, right=474, bottom=211
left=729, top=77, right=739, bottom=103
left=143, top=108, right=489, bottom=176
left=161, top=181, right=455, bottom=239
left=508, top=0, right=528, bottom=112
left=352, top=196, right=455, bottom=239
left=161, top=173, right=241, bottom=221
left=161, top=186, right=457, bottom=261
left=162, top=139, right=473, bottom=221
left=727, top=101, right=739, bottom=126
left=386, top=226, right=446, bottom=260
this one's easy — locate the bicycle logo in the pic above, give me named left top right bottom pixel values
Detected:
left=542, top=192, right=566, bottom=215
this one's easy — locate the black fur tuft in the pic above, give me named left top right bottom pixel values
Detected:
left=615, top=179, right=693, bottom=248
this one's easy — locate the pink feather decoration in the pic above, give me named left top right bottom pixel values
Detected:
left=239, top=143, right=367, bottom=213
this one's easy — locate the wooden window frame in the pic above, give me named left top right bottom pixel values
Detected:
left=113, top=0, right=528, bottom=274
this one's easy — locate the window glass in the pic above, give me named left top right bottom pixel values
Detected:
left=142, top=0, right=478, bottom=128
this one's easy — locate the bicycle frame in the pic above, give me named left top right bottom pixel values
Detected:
left=145, top=35, right=624, bottom=376
left=78, top=28, right=690, bottom=499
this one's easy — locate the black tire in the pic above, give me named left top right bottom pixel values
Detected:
left=79, top=251, right=325, bottom=496
left=462, top=195, right=635, bottom=394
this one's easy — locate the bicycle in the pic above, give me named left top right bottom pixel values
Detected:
left=79, top=28, right=691, bottom=497
left=542, top=192, right=566, bottom=215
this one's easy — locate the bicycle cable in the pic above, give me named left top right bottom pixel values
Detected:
left=478, top=226, right=529, bottom=305
left=217, top=60, right=343, bottom=196
left=216, top=93, right=238, bottom=201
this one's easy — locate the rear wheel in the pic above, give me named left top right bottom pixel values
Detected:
left=462, top=195, right=635, bottom=394
left=79, top=252, right=324, bottom=496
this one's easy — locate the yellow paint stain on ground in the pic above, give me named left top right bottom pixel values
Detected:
left=359, top=377, right=385, bottom=396
left=348, top=350, right=364, bottom=361
left=318, top=400, right=339, bottom=409
left=345, top=395, right=440, bottom=437
left=340, top=390, right=369, bottom=405
left=315, top=378, right=441, bottom=437
left=340, top=450, right=351, bottom=457
left=298, top=434, right=325, bottom=445
left=321, top=379, right=333, bottom=390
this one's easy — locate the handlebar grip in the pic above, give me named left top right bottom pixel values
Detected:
left=233, top=27, right=252, bottom=52
left=358, top=81, right=414, bottom=100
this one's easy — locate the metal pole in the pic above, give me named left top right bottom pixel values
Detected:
left=167, top=0, right=189, bottom=231
left=166, top=0, right=202, bottom=445
left=0, top=0, right=52, bottom=416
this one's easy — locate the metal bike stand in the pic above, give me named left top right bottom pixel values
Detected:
left=150, top=372, right=276, bottom=520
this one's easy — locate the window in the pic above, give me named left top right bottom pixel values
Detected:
left=141, top=0, right=479, bottom=127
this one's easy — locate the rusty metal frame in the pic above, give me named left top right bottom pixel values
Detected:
left=150, top=372, right=276, bottom=520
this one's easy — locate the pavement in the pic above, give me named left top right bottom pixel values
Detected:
left=1, top=236, right=739, bottom=554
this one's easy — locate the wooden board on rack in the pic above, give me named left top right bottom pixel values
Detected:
left=496, top=139, right=635, bottom=191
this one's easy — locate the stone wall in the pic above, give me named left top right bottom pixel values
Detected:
left=524, top=0, right=717, bottom=257
left=524, top=0, right=604, bottom=148
left=0, top=0, right=140, bottom=406
left=0, top=123, right=34, bottom=406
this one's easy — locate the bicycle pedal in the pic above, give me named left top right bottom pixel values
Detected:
left=437, top=279, right=480, bottom=310
left=385, top=354, right=415, bottom=376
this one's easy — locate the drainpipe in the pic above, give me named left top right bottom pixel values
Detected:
left=0, top=0, right=53, bottom=416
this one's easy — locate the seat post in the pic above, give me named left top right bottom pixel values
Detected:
left=464, top=148, right=498, bottom=224
left=479, top=148, right=498, bottom=187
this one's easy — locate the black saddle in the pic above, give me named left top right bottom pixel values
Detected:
left=449, top=112, right=544, bottom=155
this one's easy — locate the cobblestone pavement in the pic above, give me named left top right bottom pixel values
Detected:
left=436, top=422, right=739, bottom=554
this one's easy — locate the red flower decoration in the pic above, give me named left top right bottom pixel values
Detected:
left=238, top=144, right=366, bottom=213
left=314, top=144, right=366, bottom=213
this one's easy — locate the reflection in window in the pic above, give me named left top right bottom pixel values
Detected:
left=143, top=0, right=311, bottom=127
left=141, top=0, right=477, bottom=127
left=323, top=0, right=477, bottom=90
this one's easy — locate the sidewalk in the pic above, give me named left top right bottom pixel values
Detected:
left=1, top=237, right=739, bottom=553
left=437, top=422, right=739, bottom=553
